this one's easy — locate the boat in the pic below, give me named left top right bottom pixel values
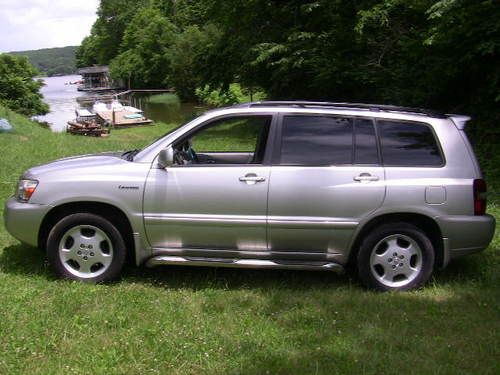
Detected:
left=92, top=100, right=153, bottom=127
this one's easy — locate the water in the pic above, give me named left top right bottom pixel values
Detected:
left=33, top=75, right=82, bottom=132
left=34, top=75, right=204, bottom=132
left=125, top=93, right=204, bottom=126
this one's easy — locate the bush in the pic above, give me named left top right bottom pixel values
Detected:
left=0, top=54, right=49, bottom=116
left=195, top=83, right=266, bottom=107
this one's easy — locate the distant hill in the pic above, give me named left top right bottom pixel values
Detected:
left=9, top=46, right=77, bottom=77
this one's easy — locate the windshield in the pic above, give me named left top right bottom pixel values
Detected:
left=148, top=123, right=184, bottom=145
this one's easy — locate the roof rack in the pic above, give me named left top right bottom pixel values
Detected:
left=237, top=101, right=448, bottom=119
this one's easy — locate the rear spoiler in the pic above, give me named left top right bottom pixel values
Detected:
left=447, top=114, right=471, bottom=130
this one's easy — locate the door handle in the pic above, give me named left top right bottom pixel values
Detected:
left=353, top=173, right=379, bottom=182
left=239, top=174, right=266, bottom=185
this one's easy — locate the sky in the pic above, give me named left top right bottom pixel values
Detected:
left=0, top=0, right=99, bottom=52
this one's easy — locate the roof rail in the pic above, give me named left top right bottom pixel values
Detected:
left=239, top=101, right=448, bottom=119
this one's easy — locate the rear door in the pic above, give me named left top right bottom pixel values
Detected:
left=267, top=114, right=386, bottom=256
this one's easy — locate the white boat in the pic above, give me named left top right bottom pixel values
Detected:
left=110, top=100, right=124, bottom=111
left=92, top=101, right=108, bottom=112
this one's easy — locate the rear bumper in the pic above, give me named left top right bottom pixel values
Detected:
left=437, top=214, right=496, bottom=266
left=3, top=197, right=51, bottom=247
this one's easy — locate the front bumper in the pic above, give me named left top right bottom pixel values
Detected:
left=437, top=214, right=496, bottom=266
left=3, top=196, right=52, bottom=247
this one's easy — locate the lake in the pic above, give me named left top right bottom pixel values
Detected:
left=34, top=75, right=204, bottom=132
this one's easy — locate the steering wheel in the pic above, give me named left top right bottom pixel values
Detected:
left=186, top=139, right=199, bottom=163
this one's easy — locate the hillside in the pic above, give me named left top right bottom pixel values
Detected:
left=9, top=46, right=77, bottom=76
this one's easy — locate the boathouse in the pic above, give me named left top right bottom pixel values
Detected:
left=77, top=65, right=116, bottom=91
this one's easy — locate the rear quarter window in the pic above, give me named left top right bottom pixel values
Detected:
left=378, top=120, right=444, bottom=166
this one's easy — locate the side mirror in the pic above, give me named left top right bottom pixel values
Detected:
left=158, top=147, right=174, bottom=169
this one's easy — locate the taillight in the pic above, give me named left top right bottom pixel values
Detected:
left=473, top=179, right=487, bottom=215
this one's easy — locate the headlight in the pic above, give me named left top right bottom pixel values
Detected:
left=17, top=179, right=38, bottom=202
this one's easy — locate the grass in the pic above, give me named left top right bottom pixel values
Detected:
left=0, top=104, right=499, bottom=374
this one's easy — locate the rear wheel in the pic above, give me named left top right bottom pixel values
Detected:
left=46, top=213, right=126, bottom=282
left=357, top=223, right=435, bottom=291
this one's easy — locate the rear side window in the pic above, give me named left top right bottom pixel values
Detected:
left=379, top=120, right=444, bottom=166
left=280, top=116, right=353, bottom=165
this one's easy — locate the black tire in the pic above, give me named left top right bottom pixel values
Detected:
left=357, top=222, right=435, bottom=291
left=46, top=213, right=126, bottom=282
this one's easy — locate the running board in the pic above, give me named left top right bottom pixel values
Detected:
left=145, top=256, right=344, bottom=273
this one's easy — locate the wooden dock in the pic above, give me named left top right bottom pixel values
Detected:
left=114, top=89, right=175, bottom=98
left=76, top=94, right=116, bottom=104
left=77, top=86, right=123, bottom=92
left=76, top=88, right=174, bottom=104
left=95, top=109, right=153, bottom=127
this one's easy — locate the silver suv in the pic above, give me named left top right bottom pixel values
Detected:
left=4, top=102, right=496, bottom=291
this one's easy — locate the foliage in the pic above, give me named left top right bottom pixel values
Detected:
left=75, top=36, right=98, bottom=68
left=168, top=24, right=221, bottom=101
left=353, top=0, right=499, bottom=113
left=0, top=104, right=499, bottom=374
left=109, top=7, right=177, bottom=88
left=9, top=46, right=77, bottom=77
left=0, top=54, right=49, bottom=116
left=196, top=83, right=266, bottom=107
left=76, top=0, right=149, bottom=67
left=76, top=0, right=498, bottom=146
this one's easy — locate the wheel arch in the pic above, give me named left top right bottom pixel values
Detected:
left=38, top=201, right=135, bottom=264
left=348, top=212, right=444, bottom=268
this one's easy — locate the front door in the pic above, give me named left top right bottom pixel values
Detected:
left=143, top=114, right=273, bottom=252
left=268, top=115, right=386, bottom=257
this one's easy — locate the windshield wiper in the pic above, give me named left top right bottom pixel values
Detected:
left=122, top=149, right=140, bottom=161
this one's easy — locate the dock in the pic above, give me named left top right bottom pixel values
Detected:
left=95, top=108, right=153, bottom=127
left=76, top=94, right=116, bottom=104
left=77, top=86, right=122, bottom=92
left=76, top=89, right=174, bottom=104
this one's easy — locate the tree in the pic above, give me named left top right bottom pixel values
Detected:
left=109, top=7, right=178, bottom=88
left=168, top=24, right=221, bottom=101
left=75, top=0, right=149, bottom=66
left=0, top=54, right=49, bottom=116
left=76, top=36, right=98, bottom=67
left=82, top=0, right=499, bottom=121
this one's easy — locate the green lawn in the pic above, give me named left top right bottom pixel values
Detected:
left=0, top=105, right=498, bottom=374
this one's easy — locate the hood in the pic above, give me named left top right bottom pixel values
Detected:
left=24, top=152, right=126, bottom=178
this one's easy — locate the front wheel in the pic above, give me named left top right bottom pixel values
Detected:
left=46, top=213, right=126, bottom=282
left=357, top=223, right=435, bottom=291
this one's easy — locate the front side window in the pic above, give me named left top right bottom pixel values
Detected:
left=280, top=115, right=353, bottom=165
left=173, top=115, right=271, bottom=165
left=379, top=120, right=443, bottom=166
